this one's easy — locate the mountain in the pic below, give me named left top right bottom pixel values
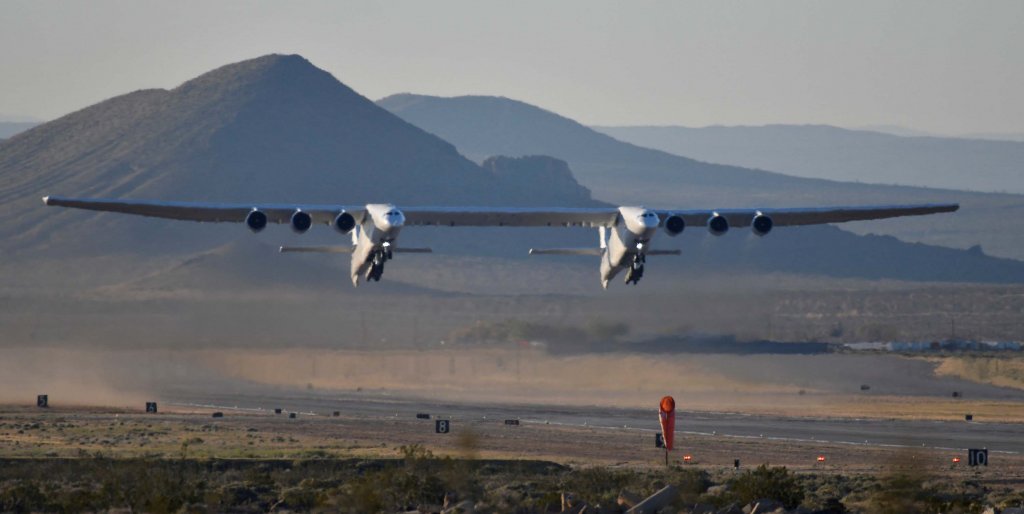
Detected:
left=377, top=94, right=1024, bottom=261
left=593, top=124, right=1024, bottom=194
left=0, top=55, right=600, bottom=258
left=0, top=122, right=37, bottom=139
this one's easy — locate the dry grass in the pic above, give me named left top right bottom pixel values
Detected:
left=931, top=355, right=1024, bottom=391
left=198, top=348, right=1024, bottom=422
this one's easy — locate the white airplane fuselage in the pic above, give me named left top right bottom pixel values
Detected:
left=351, top=203, right=405, bottom=285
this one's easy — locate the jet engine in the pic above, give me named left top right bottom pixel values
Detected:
left=290, top=210, right=312, bottom=233
left=245, top=209, right=267, bottom=233
left=707, top=213, right=729, bottom=236
left=752, top=213, right=773, bottom=236
left=334, top=211, right=356, bottom=233
left=663, top=215, right=685, bottom=236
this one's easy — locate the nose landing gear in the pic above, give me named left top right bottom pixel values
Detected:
left=624, top=253, right=645, bottom=285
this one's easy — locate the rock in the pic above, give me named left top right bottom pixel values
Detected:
left=689, top=504, right=717, bottom=514
left=627, top=485, right=678, bottom=514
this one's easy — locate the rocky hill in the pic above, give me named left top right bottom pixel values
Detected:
left=0, top=55, right=599, bottom=258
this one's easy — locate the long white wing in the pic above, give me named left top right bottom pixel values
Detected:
left=43, top=196, right=365, bottom=225
left=659, top=204, right=959, bottom=228
left=43, top=196, right=957, bottom=228
left=401, top=207, right=619, bottom=227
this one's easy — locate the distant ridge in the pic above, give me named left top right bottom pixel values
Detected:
left=594, top=124, right=1024, bottom=194
left=378, top=93, right=1024, bottom=261
left=0, top=121, right=37, bottom=139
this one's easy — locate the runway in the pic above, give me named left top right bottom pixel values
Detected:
left=169, top=386, right=1024, bottom=455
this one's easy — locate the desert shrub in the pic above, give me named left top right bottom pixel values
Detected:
left=864, top=473, right=985, bottom=514
left=280, top=485, right=325, bottom=510
left=727, top=464, right=804, bottom=508
left=0, top=481, right=47, bottom=513
left=667, top=467, right=712, bottom=503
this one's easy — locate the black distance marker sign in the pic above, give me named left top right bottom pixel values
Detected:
left=435, top=419, right=450, bottom=434
left=969, top=449, right=988, bottom=466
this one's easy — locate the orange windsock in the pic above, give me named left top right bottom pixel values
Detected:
left=659, top=395, right=676, bottom=450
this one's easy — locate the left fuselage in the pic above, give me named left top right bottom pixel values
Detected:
left=350, top=203, right=405, bottom=285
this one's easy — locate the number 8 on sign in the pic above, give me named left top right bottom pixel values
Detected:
left=435, top=420, right=450, bottom=434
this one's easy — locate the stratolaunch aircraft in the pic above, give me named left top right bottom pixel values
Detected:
left=42, top=196, right=957, bottom=288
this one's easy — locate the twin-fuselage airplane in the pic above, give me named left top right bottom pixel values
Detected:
left=42, top=196, right=958, bottom=288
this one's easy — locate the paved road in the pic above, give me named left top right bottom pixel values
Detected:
left=169, top=386, right=1024, bottom=455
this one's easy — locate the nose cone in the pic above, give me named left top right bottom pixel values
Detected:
left=639, top=212, right=659, bottom=229
left=370, top=204, right=405, bottom=231
left=386, top=211, right=405, bottom=228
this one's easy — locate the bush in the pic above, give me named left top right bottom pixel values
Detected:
left=727, top=464, right=804, bottom=508
left=0, top=482, right=47, bottom=513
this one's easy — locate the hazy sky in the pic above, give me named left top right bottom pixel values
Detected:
left=2, top=1, right=1022, bottom=134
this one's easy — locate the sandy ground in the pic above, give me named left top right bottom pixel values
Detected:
left=1, top=404, right=1020, bottom=491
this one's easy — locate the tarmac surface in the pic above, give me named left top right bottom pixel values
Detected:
left=169, top=386, right=1024, bottom=455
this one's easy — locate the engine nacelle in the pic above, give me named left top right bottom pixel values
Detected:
left=245, top=209, right=267, bottom=233
left=751, top=213, right=773, bottom=236
left=663, top=215, right=685, bottom=236
left=707, top=213, right=729, bottom=236
left=334, top=211, right=356, bottom=233
left=290, top=210, right=312, bottom=233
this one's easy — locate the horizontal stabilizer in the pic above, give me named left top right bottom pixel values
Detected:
left=529, top=248, right=604, bottom=256
left=279, top=246, right=432, bottom=254
left=529, top=248, right=681, bottom=256
left=280, top=246, right=355, bottom=253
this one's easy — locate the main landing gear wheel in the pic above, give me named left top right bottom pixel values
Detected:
left=367, top=261, right=384, bottom=282
left=625, top=255, right=645, bottom=285
left=367, top=250, right=388, bottom=282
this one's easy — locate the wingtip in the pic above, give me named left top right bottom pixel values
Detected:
left=41, top=195, right=50, bottom=205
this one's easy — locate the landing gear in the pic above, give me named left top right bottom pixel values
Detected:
left=624, top=254, right=645, bottom=285
left=365, top=248, right=392, bottom=282
left=367, top=261, right=384, bottom=282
